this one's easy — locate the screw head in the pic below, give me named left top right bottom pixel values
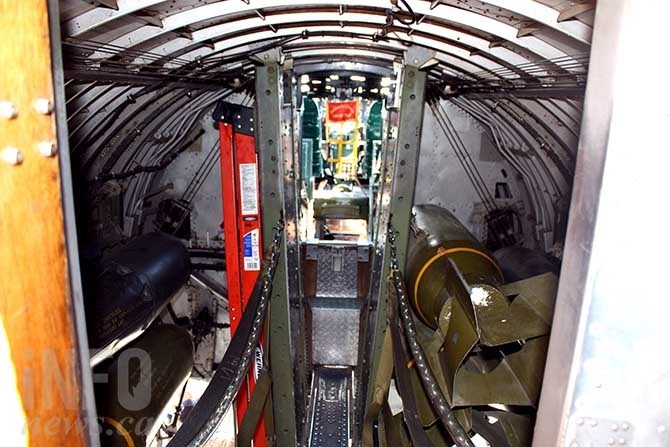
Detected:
left=37, top=141, right=57, bottom=157
left=0, top=101, right=17, bottom=119
left=1, top=147, right=23, bottom=165
left=33, top=98, right=53, bottom=115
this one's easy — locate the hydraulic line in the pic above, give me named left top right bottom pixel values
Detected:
left=431, top=100, right=530, bottom=246
left=496, top=99, right=572, bottom=182
left=69, top=85, right=137, bottom=142
left=481, top=97, right=563, bottom=199
left=122, top=88, right=243, bottom=220
left=119, top=91, right=218, bottom=194
left=450, top=97, right=543, bottom=224
left=65, top=81, right=101, bottom=111
left=440, top=109, right=497, bottom=206
left=456, top=97, right=554, bottom=237
left=431, top=105, right=490, bottom=210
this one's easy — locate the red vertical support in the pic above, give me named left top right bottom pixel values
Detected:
left=216, top=102, right=267, bottom=447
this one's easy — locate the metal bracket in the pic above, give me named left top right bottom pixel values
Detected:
left=357, top=245, right=370, bottom=262
left=305, top=243, right=319, bottom=261
left=212, top=101, right=255, bottom=136
left=250, top=47, right=283, bottom=65
left=282, top=55, right=294, bottom=71
left=255, top=59, right=298, bottom=446
left=363, top=46, right=431, bottom=433
left=405, top=46, right=436, bottom=70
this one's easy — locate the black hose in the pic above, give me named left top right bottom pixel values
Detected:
left=389, top=0, right=417, bottom=25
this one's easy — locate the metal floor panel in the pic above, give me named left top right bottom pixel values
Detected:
left=313, top=244, right=359, bottom=298
left=307, top=367, right=352, bottom=447
left=311, top=298, right=361, bottom=366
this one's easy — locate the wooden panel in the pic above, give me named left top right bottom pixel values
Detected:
left=0, top=1, right=88, bottom=446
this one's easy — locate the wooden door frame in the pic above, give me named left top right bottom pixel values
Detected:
left=0, top=1, right=99, bottom=446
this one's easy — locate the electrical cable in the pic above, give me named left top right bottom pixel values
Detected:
left=93, top=129, right=206, bottom=182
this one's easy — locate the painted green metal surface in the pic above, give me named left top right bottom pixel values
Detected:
left=302, top=96, right=322, bottom=177
left=254, top=59, right=298, bottom=447
left=365, top=50, right=432, bottom=440
left=416, top=269, right=556, bottom=446
left=365, top=101, right=383, bottom=178
left=387, top=203, right=557, bottom=446
left=406, top=204, right=503, bottom=328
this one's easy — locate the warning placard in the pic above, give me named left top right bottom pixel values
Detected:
left=242, top=229, right=261, bottom=271
left=239, top=163, right=259, bottom=215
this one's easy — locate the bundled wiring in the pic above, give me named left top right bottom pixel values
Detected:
left=93, top=129, right=206, bottom=182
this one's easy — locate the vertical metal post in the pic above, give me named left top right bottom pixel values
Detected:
left=534, top=2, right=670, bottom=446
left=254, top=51, right=298, bottom=446
left=281, top=58, right=310, bottom=441
left=386, top=47, right=435, bottom=268
left=363, top=47, right=434, bottom=431
left=0, top=1, right=98, bottom=446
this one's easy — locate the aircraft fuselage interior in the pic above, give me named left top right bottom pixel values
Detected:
left=1, top=1, right=669, bottom=447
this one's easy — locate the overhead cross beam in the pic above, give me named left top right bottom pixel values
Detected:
left=557, top=3, right=596, bottom=22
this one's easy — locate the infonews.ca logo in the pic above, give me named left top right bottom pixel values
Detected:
left=12, top=346, right=158, bottom=443
left=100, top=417, right=136, bottom=447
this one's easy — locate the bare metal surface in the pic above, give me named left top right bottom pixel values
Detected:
left=535, top=1, right=670, bottom=446
left=62, top=0, right=589, bottom=63
left=307, top=367, right=352, bottom=447
left=315, top=245, right=359, bottom=298
left=311, top=298, right=361, bottom=366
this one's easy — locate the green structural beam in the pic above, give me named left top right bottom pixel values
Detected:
left=364, top=46, right=435, bottom=440
left=254, top=50, right=298, bottom=447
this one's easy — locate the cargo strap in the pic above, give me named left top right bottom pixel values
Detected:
left=388, top=224, right=474, bottom=447
left=237, top=370, right=273, bottom=447
left=361, top=326, right=393, bottom=447
left=167, top=221, right=283, bottom=447
left=389, top=285, right=433, bottom=447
